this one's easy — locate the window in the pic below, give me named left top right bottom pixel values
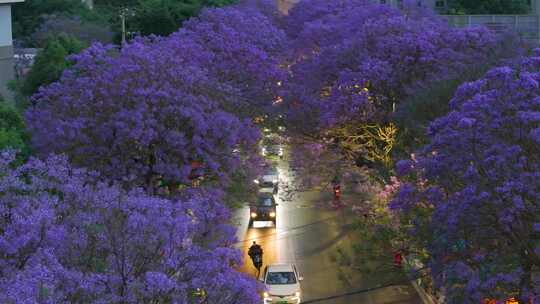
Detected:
left=266, top=272, right=297, bottom=285
left=261, top=197, right=273, bottom=206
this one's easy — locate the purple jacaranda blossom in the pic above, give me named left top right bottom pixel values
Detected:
left=395, top=159, right=414, bottom=176
left=393, top=54, right=540, bottom=303
left=0, top=151, right=261, bottom=303
left=25, top=4, right=289, bottom=190
left=282, top=0, right=515, bottom=133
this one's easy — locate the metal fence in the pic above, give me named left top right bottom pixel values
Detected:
left=442, top=15, right=540, bottom=43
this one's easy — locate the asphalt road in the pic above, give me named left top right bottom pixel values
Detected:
left=234, top=157, right=423, bottom=304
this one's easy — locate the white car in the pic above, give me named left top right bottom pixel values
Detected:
left=261, top=264, right=303, bottom=304
left=254, top=169, right=279, bottom=193
left=262, top=145, right=284, bottom=159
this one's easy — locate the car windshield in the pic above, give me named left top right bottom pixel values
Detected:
left=265, top=169, right=278, bottom=175
left=268, top=145, right=283, bottom=152
left=259, top=196, right=274, bottom=206
left=262, top=137, right=280, bottom=146
left=266, top=272, right=296, bottom=285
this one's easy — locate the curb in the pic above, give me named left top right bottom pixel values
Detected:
left=402, top=256, right=439, bottom=304
left=411, top=279, right=438, bottom=304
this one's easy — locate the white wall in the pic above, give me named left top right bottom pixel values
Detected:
left=0, top=5, right=12, bottom=47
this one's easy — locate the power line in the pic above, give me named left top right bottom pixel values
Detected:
left=233, top=213, right=349, bottom=246
left=301, top=280, right=411, bottom=303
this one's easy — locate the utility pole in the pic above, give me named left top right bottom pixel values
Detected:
left=119, top=8, right=134, bottom=45
left=120, top=8, right=127, bottom=45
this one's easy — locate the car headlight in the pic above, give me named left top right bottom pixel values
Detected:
left=251, top=212, right=258, bottom=218
left=263, top=292, right=270, bottom=298
left=253, top=179, right=259, bottom=184
left=269, top=212, right=276, bottom=217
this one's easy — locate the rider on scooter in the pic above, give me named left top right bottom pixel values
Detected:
left=248, top=241, right=263, bottom=270
left=332, top=175, right=341, bottom=199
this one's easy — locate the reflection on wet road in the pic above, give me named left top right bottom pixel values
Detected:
left=234, top=158, right=422, bottom=304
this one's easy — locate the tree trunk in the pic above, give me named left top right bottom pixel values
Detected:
left=518, top=253, right=533, bottom=303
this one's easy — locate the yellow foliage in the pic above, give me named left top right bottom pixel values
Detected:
left=329, top=122, right=398, bottom=169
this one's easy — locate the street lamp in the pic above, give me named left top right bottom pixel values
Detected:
left=119, top=7, right=135, bottom=45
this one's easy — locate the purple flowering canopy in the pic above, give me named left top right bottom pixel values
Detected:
left=177, top=5, right=287, bottom=117
left=0, top=151, right=260, bottom=303
left=282, top=0, right=506, bottom=132
left=25, top=4, right=287, bottom=190
left=391, top=53, right=540, bottom=303
left=27, top=40, right=257, bottom=189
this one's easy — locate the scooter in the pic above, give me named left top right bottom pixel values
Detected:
left=333, top=184, right=341, bottom=199
left=252, top=254, right=263, bottom=272
left=330, top=184, right=344, bottom=210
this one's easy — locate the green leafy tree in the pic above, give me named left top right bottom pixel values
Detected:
left=447, top=0, right=530, bottom=14
left=11, top=0, right=99, bottom=45
left=93, top=0, right=138, bottom=7
left=31, top=15, right=114, bottom=48
left=74, top=0, right=237, bottom=43
left=0, top=101, right=30, bottom=160
left=20, top=35, right=85, bottom=98
left=130, top=0, right=237, bottom=37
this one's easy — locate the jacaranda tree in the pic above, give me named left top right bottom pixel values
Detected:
left=26, top=5, right=286, bottom=191
left=391, top=52, right=540, bottom=303
left=0, top=151, right=260, bottom=303
left=26, top=40, right=258, bottom=191
left=177, top=5, right=287, bottom=117
left=284, top=0, right=507, bottom=132
left=280, top=0, right=519, bottom=179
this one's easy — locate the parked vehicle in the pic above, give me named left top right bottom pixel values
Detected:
left=261, top=263, right=303, bottom=304
left=249, top=188, right=277, bottom=227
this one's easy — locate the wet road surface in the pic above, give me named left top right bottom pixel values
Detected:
left=234, top=158, right=422, bottom=304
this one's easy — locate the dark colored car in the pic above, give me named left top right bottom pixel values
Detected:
left=249, top=189, right=277, bottom=227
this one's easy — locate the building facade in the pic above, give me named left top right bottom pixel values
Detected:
left=278, top=0, right=540, bottom=14
left=0, top=0, right=23, bottom=101
left=377, top=0, right=540, bottom=14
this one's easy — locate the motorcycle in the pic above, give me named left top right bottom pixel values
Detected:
left=333, top=184, right=341, bottom=199
left=251, top=254, right=263, bottom=271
